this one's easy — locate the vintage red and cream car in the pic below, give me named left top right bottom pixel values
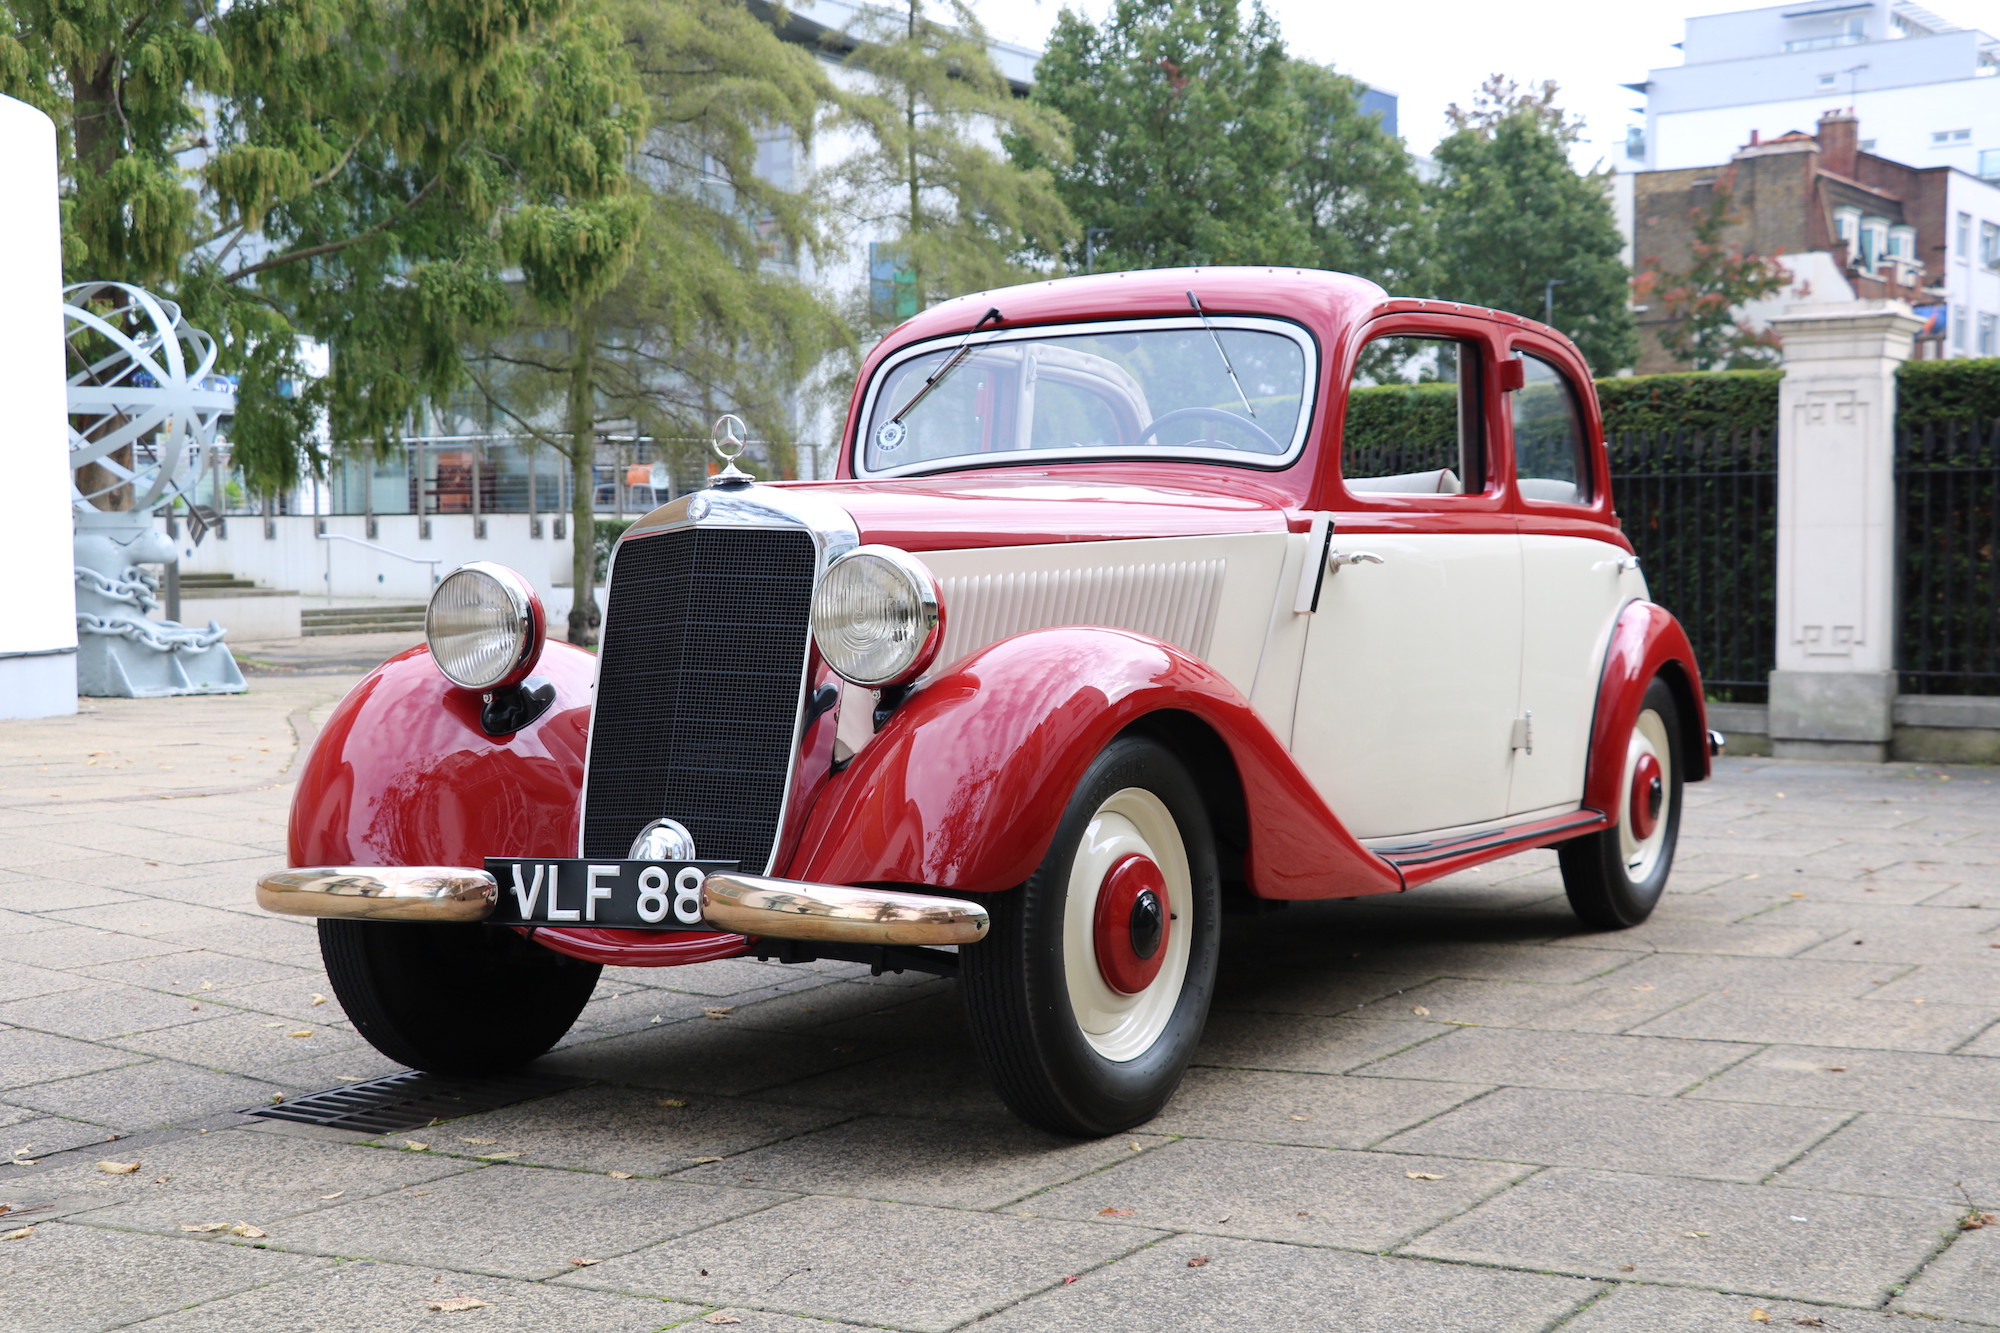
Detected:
left=259, top=267, right=1719, bottom=1137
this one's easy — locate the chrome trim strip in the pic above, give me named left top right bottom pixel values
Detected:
left=702, top=873, right=988, bottom=946
left=578, top=483, right=861, bottom=873
left=256, top=866, right=498, bottom=923
left=851, top=315, right=1322, bottom=480
left=1376, top=812, right=1603, bottom=866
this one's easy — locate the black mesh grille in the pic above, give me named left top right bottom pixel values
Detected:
left=582, top=524, right=817, bottom=866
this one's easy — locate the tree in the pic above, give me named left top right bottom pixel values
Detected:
left=1284, top=60, right=1427, bottom=291
left=1634, top=180, right=1789, bottom=370
left=829, top=0, right=1072, bottom=329
left=1023, top=0, right=1305, bottom=273
left=1426, top=76, right=1637, bottom=372
left=0, top=0, right=644, bottom=497
left=464, top=0, right=847, bottom=642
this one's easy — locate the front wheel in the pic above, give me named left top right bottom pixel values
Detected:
left=320, top=920, right=601, bottom=1075
left=1558, top=676, right=1685, bottom=929
left=961, top=735, right=1220, bottom=1137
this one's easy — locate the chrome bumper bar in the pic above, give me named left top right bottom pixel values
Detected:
left=255, top=866, right=989, bottom=947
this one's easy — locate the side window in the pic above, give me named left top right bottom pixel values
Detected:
left=1510, top=354, right=1592, bottom=505
left=1342, top=335, right=1485, bottom=496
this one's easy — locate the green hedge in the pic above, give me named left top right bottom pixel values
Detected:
left=1596, top=370, right=1781, bottom=436
left=1898, top=358, right=2000, bottom=429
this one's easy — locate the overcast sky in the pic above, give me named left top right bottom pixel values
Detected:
left=961, top=0, right=2000, bottom=169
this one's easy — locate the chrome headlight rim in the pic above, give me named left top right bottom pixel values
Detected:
left=811, top=545, right=945, bottom=690
left=425, top=561, right=545, bottom=692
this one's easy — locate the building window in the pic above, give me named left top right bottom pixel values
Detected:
left=1956, top=306, right=1970, bottom=350
left=1860, top=217, right=1889, bottom=269
left=1981, top=313, right=1998, bottom=356
left=1888, top=225, right=1916, bottom=260
left=1834, top=206, right=1861, bottom=256
left=1983, top=222, right=2000, bottom=268
left=1962, top=212, right=1976, bottom=255
left=1934, top=129, right=1973, bottom=144
left=1625, top=125, right=1646, bottom=160
left=1860, top=139, right=1876, bottom=151
left=1817, top=73, right=1837, bottom=87
left=869, top=242, right=918, bottom=322
left=1982, top=150, right=2000, bottom=181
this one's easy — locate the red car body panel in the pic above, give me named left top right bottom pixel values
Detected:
left=1584, top=602, right=1716, bottom=810
left=785, top=627, right=1404, bottom=902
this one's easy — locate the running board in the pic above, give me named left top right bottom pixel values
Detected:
left=1377, top=809, right=1609, bottom=886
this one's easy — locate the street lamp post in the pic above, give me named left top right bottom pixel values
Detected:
left=1543, top=278, right=1567, bottom=326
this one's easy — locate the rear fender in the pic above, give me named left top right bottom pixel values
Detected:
left=289, top=641, right=748, bottom=966
left=786, top=627, right=1403, bottom=901
left=1582, top=601, right=1713, bottom=818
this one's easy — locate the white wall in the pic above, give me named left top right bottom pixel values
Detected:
left=1944, top=170, right=2000, bottom=354
left=1651, top=76, right=2000, bottom=174
left=0, top=94, right=77, bottom=718
left=166, top=513, right=603, bottom=629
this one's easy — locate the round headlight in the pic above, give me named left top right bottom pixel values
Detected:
left=426, top=562, right=544, bottom=691
left=811, top=546, right=944, bottom=688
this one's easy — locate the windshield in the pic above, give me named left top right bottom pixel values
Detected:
left=857, top=317, right=1314, bottom=475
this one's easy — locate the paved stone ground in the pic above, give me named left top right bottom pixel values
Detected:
left=3, top=657, right=1998, bottom=1331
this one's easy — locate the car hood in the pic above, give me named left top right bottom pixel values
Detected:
left=781, top=470, right=1300, bottom=552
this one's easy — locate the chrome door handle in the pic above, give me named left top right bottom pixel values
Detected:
left=1329, top=550, right=1385, bottom=570
left=1595, top=555, right=1641, bottom=573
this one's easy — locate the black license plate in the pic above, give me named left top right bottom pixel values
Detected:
left=483, top=858, right=739, bottom=931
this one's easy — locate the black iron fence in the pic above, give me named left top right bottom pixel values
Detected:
left=1896, top=420, right=2000, bottom=696
left=1608, top=428, right=1778, bottom=702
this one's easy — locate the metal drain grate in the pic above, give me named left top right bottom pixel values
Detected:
left=245, top=1070, right=585, bottom=1134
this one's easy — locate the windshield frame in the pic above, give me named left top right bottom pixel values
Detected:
left=850, top=314, right=1322, bottom=480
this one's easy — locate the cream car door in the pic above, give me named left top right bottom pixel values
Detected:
left=1289, top=331, right=1525, bottom=841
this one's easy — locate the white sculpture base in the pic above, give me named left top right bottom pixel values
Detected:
left=74, top=509, right=244, bottom=697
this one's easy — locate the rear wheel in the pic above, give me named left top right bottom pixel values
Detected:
left=961, top=735, right=1220, bottom=1137
left=1559, top=676, right=1684, bottom=929
left=319, top=920, right=600, bottom=1075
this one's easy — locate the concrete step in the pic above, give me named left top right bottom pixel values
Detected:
left=301, top=604, right=427, bottom=637
left=180, top=573, right=260, bottom=590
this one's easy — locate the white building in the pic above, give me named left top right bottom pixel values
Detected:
left=1626, top=1, right=2000, bottom=177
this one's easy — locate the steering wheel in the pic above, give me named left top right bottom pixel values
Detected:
left=1134, top=406, right=1283, bottom=453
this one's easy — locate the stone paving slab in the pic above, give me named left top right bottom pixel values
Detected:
left=4, top=655, right=2000, bottom=1330
left=559, top=1194, right=1160, bottom=1332
left=1406, top=1165, right=1960, bottom=1307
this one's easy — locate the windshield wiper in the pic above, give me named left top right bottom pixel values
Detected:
left=890, top=306, right=1004, bottom=427
left=1187, top=290, right=1256, bottom=418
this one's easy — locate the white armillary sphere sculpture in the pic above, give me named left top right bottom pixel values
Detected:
left=64, top=281, right=245, bottom=696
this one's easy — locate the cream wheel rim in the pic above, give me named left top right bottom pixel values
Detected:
left=1061, top=787, right=1193, bottom=1062
left=1619, top=707, right=1673, bottom=879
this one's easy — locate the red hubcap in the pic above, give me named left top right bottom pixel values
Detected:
left=1093, top=853, right=1171, bottom=996
left=1629, top=752, right=1664, bottom=840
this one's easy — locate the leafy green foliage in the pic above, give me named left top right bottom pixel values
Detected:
left=1022, top=0, right=1306, bottom=272
left=1426, top=76, right=1636, bottom=372
left=1898, top=357, right=2000, bottom=428
left=1596, top=370, right=1781, bottom=436
left=1634, top=181, right=1788, bottom=370
left=833, top=0, right=1072, bottom=326
left=1283, top=60, right=1426, bottom=290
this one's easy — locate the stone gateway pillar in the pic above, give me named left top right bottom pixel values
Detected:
left=1766, top=300, right=1924, bottom=762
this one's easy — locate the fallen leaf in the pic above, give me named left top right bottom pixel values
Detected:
left=1187, top=1254, right=1211, bottom=1267
left=1618, top=1264, right=1635, bottom=1272
left=179, top=1222, right=230, bottom=1233
left=199, top=981, right=214, bottom=991
left=702, top=1315, right=743, bottom=1325
left=287, top=1029, right=313, bottom=1038
left=1630, top=982, right=1655, bottom=991
left=2, top=1227, right=32, bottom=1241
left=1824, top=1066, right=1846, bottom=1073
left=226, top=1222, right=268, bottom=1238
left=1288, top=1114, right=1311, bottom=1122
left=1789, top=892, right=1804, bottom=898
left=570, top=1257, right=600, bottom=1267
left=189, top=1002, right=200, bottom=1010
left=1062, top=1276, right=1079, bottom=1285
left=460, top=1138, right=497, bottom=1146
left=688, top=1156, right=725, bottom=1164
left=1959, top=1210, right=1998, bottom=1231
left=425, top=1297, right=492, bottom=1313
left=1097, top=1207, right=1134, bottom=1217
left=656, top=1098, right=688, bottom=1108
left=1792, top=1319, right=1830, bottom=1328
left=476, top=1152, right=524, bottom=1160
left=1128, top=1142, right=1143, bottom=1152
left=1405, top=1171, right=1444, bottom=1181
left=703, top=1007, right=733, bottom=1020
left=608, top=1172, right=635, bottom=1180
left=1410, top=1005, right=1430, bottom=1016
left=310, top=994, right=327, bottom=1006
left=153, top=1176, right=170, bottom=1184
left=1750, top=1311, right=1770, bottom=1323
left=1682, top=1231, right=1709, bottom=1239
left=269, top=1094, right=284, bottom=1105
left=403, top=1141, right=430, bottom=1152
left=318, top=1192, right=344, bottom=1200
left=96, top=1161, right=141, bottom=1175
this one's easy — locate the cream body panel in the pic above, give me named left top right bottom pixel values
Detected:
left=1293, top=532, right=1524, bottom=840
left=916, top=532, right=1291, bottom=696
left=1509, top=536, right=1643, bottom=815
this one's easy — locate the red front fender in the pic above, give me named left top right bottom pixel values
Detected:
left=1582, top=601, right=1713, bottom=817
left=287, top=641, right=749, bottom=967
left=786, top=627, right=1403, bottom=901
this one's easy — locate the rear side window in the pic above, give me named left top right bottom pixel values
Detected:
left=1342, top=336, right=1486, bottom=496
left=1511, top=354, right=1592, bottom=505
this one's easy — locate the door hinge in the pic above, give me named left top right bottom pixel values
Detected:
left=1510, top=712, right=1533, bottom=755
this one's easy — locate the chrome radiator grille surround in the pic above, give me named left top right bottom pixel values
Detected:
left=580, top=523, right=819, bottom=868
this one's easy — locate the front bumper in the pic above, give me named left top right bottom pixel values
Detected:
left=255, top=866, right=989, bottom=947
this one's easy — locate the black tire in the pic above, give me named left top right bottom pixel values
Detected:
left=319, top=920, right=601, bottom=1075
left=961, top=735, right=1220, bottom=1137
left=1559, top=676, right=1685, bottom=929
